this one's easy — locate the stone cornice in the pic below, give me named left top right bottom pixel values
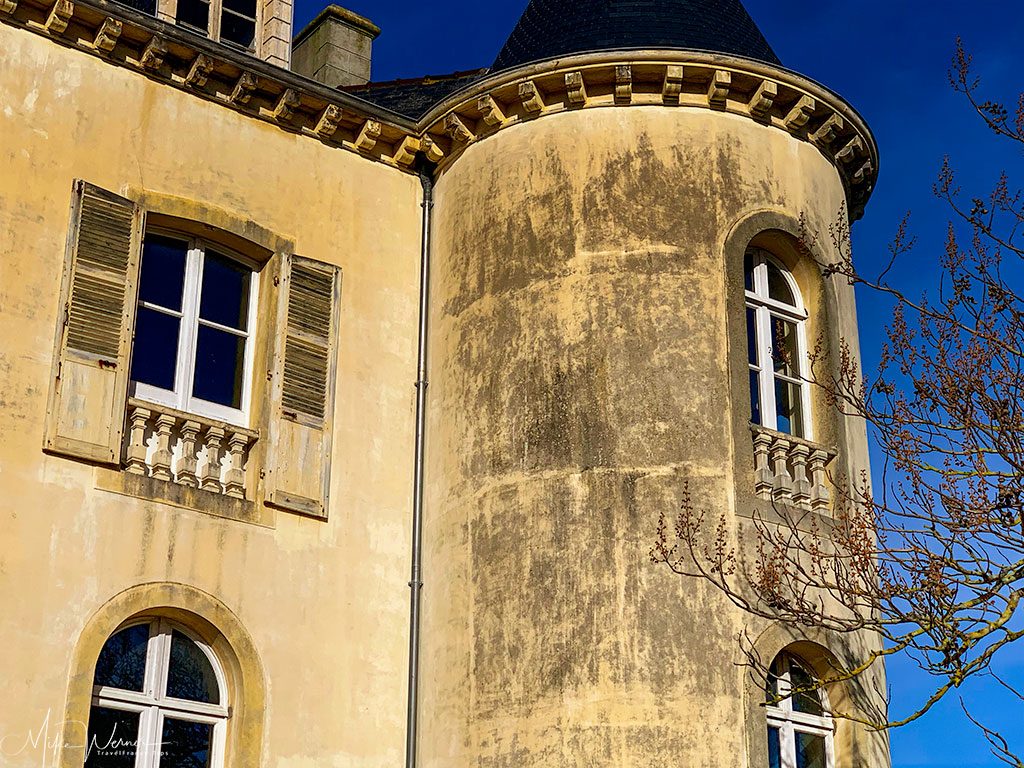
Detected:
left=1, top=0, right=879, bottom=217
left=418, top=51, right=879, bottom=220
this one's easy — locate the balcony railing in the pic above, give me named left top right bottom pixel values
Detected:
left=751, top=425, right=836, bottom=512
left=123, top=398, right=259, bottom=499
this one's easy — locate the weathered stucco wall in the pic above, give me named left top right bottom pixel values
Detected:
left=0, top=22, right=420, bottom=768
left=423, top=106, right=888, bottom=767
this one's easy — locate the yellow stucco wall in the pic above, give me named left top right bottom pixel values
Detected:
left=0, top=21, right=421, bottom=768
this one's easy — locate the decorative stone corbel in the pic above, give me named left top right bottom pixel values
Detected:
left=139, top=37, right=166, bottom=70
left=519, top=81, right=545, bottom=113
left=783, top=95, right=815, bottom=132
left=271, top=88, right=300, bottom=121
left=477, top=94, right=506, bottom=126
left=810, top=113, right=844, bottom=147
left=354, top=120, right=381, bottom=152
left=748, top=79, right=777, bottom=119
left=0, top=0, right=17, bottom=15
left=420, top=136, right=444, bottom=163
left=185, top=54, right=213, bottom=88
left=662, top=64, right=684, bottom=104
left=44, top=0, right=73, bottom=34
left=853, top=159, right=874, bottom=185
left=565, top=71, right=587, bottom=106
left=707, top=69, right=731, bottom=108
left=93, top=17, right=121, bottom=53
left=230, top=72, right=257, bottom=105
left=394, top=136, right=445, bottom=166
left=314, top=104, right=342, bottom=138
left=443, top=113, right=474, bottom=143
left=615, top=65, right=632, bottom=104
left=836, top=135, right=865, bottom=164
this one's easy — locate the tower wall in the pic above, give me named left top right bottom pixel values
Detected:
left=422, top=105, right=884, bottom=766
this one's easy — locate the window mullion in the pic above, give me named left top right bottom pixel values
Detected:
left=179, top=245, right=204, bottom=412
left=757, top=305, right=776, bottom=430
left=209, top=0, right=222, bottom=41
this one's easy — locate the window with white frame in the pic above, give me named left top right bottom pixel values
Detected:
left=86, top=619, right=228, bottom=768
left=113, top=0, right=259, bottom=51
left=745, top=248, right=812, bottom=439
left=130, top=232, right=259, bottom=427
left=766, top=653, right=835, bottom=768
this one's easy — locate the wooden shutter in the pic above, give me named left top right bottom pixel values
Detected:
left=44, top=181, right=143, bottom=465
left=266, top=254, right=342, bottom=518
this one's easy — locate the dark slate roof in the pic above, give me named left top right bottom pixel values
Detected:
left=492, top=0, right=780, bottom=71
left=342, top=69, right=489, bottom=120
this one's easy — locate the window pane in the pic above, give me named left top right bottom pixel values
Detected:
left=112, top=0, right=156, bottom=14
left=746, top=308, right=759, bottom=365
left=795, top=731, right=827, bottom=768
left=160, top=718, right=214, bottom=768
left=749, top=370, right=762, bottom=425
left=770, top=316, right=799, bottom=377
left=790, top=663, right=825, bottom=716
left=767, top=726, right=782, bottom=768
left=167, top=630, right=220, bottom=704
left=176, top=0, right=210, bottom=32
left=131, top=307, right=181, bottom=391
left=220, top=12, right=257, bottom=48
left=200, top=252, right=251, bottom=331
left=192, top=325, right=245, bottom=408
left=85, top=707, right=140, bottom=767
left=93, top=624, right=150, bottom=692
left=222, top=0, right=256, bottom=17
left=767, top=261, right=796, bottom=305
left=744, top=251, right=755, bottom=292
left=775, top=377, right=805, bottom=437
left=139, top=235, right=187, bottom=311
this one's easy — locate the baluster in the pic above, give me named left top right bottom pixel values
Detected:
left=810, top=450, right=832, bottom=511
left=752, top=431, right=774, bottom=499
left=223, top=432, right=249, bottom=499
left=150, top=414, right=175, bottom=481
left=771, top=438, right=793, bottom=503
left=200, top=426, right=225, bottom=493
left=177, top=420, right=200, bottom=487
left=790, top=443, right=812, bottom=508
left=125, top=405, right=151, bottom=475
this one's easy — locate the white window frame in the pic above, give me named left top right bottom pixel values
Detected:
left=131, top=230, right=259, bottom=428
left=745, top=248, right=813, bottom=440
left=90, top=618, right=229, bottom=768
left=766, top=655, right=836, bottom=768
left=154, top=0, right=260, bottom=53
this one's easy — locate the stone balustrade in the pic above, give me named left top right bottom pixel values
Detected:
left=123, top=398, right=258, bottom=499
left=751, top=425, right=836, bottom=512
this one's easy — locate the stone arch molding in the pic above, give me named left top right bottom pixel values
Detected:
left=60, top=582, right=266, bottom=768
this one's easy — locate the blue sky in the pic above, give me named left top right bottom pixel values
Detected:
left=291, top=1, right=1024, bottom=764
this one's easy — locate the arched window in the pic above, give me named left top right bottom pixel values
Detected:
left=766, top=653, right=835, bottom=768
left=745, top=248, right=811, bottom=438
left=86, top=618, right=228, bottom=767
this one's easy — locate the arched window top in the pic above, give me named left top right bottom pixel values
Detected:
left=745, top=248, right=805, bottom=314
left=87, top=618, right=228, bottom=767
left=765, top=652, right=834, bottom=768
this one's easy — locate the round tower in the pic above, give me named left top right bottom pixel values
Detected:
left=417, top=1, right=885, bottom=765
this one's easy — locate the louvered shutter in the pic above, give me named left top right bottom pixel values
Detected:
left=266, top=254, right=342, bottom=518
left=44, top=181, right=143, bottom=465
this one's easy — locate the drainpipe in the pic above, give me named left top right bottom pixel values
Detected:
left=406, top=153, right=435, bottom=768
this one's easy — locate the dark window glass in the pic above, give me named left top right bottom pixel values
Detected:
left=85, top=707, right=141, bottom=767
left=770, top=316, right=798, bottom=377
left=795, top=731, right=827, bottom=768
left=167, top=631, right=220, bottom=704
left=192, top=326, right=245, bottom=408
left=774, top=378, right=804, bottom=437
left=160, top=718, right=214, bottom=768
left=139, top=235, right=188, bottom=311
left=131, top=308, right=181, bottom=391
left=790, top=663, right=825, bottom=716
left=767, top=261, right=796, bottom=306
left=220, top=12, right=256, bottom=48
left=112, top=0, right=156, bottom=15
left=200, top=252, right=250, bottom=331
left=222, top=0, right=256, bottom=16
left=767, top=726, right=782, bottom=768
left=744, top=251, right=755, bottom=292
left=749, top=370, right=761, bottom=425
left=176, top=0, right=210, bottom=32
left=747, top=308, right=759, bottom=366
left=93, top=624, right=150, bottom=692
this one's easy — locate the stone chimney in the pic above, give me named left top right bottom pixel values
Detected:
left=292, top=5, right=380, bottom=88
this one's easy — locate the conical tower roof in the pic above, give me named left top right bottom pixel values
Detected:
left=493, top=0, right=780, bottom=72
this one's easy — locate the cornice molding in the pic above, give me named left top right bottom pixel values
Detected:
left=2, top=0, right=879, bottom=218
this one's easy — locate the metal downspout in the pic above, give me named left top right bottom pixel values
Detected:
left=406, top=154, right=435, bottom=768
